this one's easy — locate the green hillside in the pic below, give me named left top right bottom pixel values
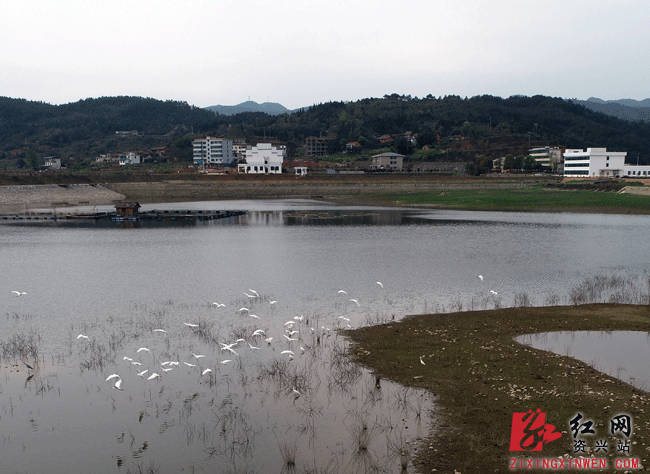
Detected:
left=2, top=94, right=650, bottom=170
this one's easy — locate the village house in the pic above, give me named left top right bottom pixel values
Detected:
left=371, top=152, right=404, bottom=171
left=43, top=156, right=61, bottom=170
left=238, top=142, right=284, bottom=174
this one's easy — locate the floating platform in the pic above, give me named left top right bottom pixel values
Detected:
left=1, top=209, right=246, bottom=222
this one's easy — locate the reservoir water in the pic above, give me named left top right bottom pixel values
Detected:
left=1, top=199, right=650, bottom=473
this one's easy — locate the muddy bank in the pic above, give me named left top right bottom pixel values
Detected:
left=103, top=179, right=532, bottom=203
left=0, top=184, right=125, bottom=213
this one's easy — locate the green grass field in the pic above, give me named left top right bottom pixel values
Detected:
left=382, top=185, right=650, bottom=213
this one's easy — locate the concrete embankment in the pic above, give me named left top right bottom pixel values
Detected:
left=0, top=184, right=126, bottom=213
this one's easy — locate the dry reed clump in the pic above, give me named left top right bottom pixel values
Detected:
left=0, top=329, right=40, bottom=366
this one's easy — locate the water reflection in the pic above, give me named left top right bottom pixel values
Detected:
left=516, top=331, right=650, bottom=391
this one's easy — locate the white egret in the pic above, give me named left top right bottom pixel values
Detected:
left=248, top=314, right=260, bottom=319
left=191, top=352, right=205, bottom=359
left=220, top=360, right=232, bottom=365
left=244, top=292, right=256, bottom=299
left=252, top=329, right=266, bottom=337
left=376, top=282, right=383, bottom=288
left=202, top=368, right=212, bottom=375
left=11, top=291, right=26, bottom=296
left=490, top=290, right=498, bottom=295
left=212, top=302, right=225, bottom=307
left=183, top=362, right=196, bottom=367
left=247, top=342, right=260, bottom=350
left=184, top=322, right=198, bottom=328
left=248, top=289, right=260, bottom=298
left=350, top=298, right=360, bottom=307
left=153, top=329, right=167, bottom=333
left=281, top=350, right=294, bottom=356
left=113, top=378, right=124, bottom=391
left=338, top=290, right=347, bottom=295
left=420, top=356, right=426, bottom=365
left=131, top=361, right=143, bottom=366
left=478, top=275, right=484, bottom=281
left=338, top=316, right=350, bottom=322
left=283, top=335, right=298, bottom=342
left=147, top=373, right=161, bottom=380
left=268, top=300, right=277, bottom=305
left=162, top=367, right=174, bottom=373
left=137, top=369, right=148, bottom=378
left=292, top=388, right=300, bottom=397
left=106, top=374, right=121, bottom=382
left=264, top=337, right=273, bottom=344
left=137, top=347, right=151, bottom=354
left=123, top=356, right=133, bottom=362
left=238, top=307, right=250, bottom=314
left=294, top=315, right=304, bottom=322
left=77, top=334, right=89, bottom=340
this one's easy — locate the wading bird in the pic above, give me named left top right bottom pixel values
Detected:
left=153, top=329, right=167, bottom=333
left=420, top=356, right=426, bottom=365
left=184, top=322, right=198, bottom=328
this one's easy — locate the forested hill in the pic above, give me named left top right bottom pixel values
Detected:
left=2, top=94, right=650, bottom=166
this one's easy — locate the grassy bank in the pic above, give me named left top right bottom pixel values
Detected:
left=344, top=303, right=650, bottom=473
left=377, top=184, right=650, bottom=214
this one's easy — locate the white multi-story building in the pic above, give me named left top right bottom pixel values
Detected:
left=193, top=137, right=234, bottom=166
left=239, top=143, right=284, bottom=174
left=563, top=148, right=650, bottom=178
left=529, top=147, right=563, bottom=172
left=371, top=152, right=404, bottom=171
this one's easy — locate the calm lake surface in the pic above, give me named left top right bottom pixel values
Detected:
left=2, top=199, right=650, bottom=473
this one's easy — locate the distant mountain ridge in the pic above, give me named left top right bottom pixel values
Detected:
left=205, top=101, right=292, bottom=116
left=576, top=97, right=650, bottom=122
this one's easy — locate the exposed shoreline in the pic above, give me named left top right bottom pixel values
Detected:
left=0, top=177, right=648, bottom=215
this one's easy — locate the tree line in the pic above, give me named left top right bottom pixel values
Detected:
left=2, top=94, right=650, bottom=167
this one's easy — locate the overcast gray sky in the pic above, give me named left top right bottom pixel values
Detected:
left=2, top=0, right=648, bottom=110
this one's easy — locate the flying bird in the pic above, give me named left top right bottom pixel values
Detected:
left=137, top=369, right=148, bottom=378
left=153, top=329, right=167, bottom=333
left=350, top=299, right=360, bottom=307
left=420, top=356, right=426, bottom=365
left=478, top=275, right=484, bottom=281
left=147, top=373, right=161, bottom=380
left=338, top=290, right=347, bottom=295
left=184, top=322, right=199, bottom=328
left=11, top=291, right=26, bottom=296
left=376, top=282, right=383, bottom=288
left=490, top=290, right=498, bottom=295
left=77, top=334, right=89, bottom=340
left=220, top=360, right=232, bottom=365
left=202, top=368, right=212, bottom=375
left=212, top=302, right=225, bottom=307
left=137, top=347, right=151, bottom=354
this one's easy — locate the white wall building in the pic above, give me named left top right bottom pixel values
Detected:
left=563, top=148, right=650, bottom=178
left=43, top=157, right=61, bottom=170
left=371, top=152, right=404, bottom=171
left=239, top=143, right=284, bottom=174
left=119, top=152, right=141, bottom=166
left=193, top=137, right=234, bottom=166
